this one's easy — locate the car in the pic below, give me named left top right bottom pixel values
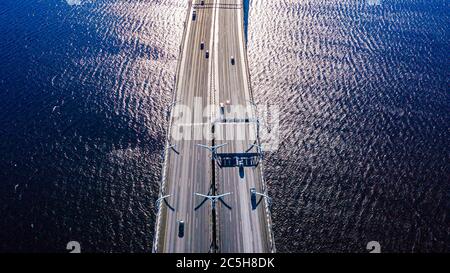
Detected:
left=205, top=50, right=209, bottom=59
left=238, top=159, right=245, bottom=178
left=192, top=10, right=197, bottom=21
left=220, top=102, right=225, bottom=115
left=250, top=188, right=257, bottom=210
left=200, top=41, right=205, bottom=50
left=200, top=0, right=205, bottom=5
left=178, top=220, right=185, bottom=238
left=230, top=56, right=235, bottom=65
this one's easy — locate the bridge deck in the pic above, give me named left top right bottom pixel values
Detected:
left=155, top=0, right=274, bottom=253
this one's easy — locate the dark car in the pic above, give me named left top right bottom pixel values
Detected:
left=192, top=10, right=197, bottom=21
left=178, top=220, right=185, bottom=238
left=250, top=188, right=257, bottom=210
left=231, top=56, right=235, bottom=65
left=205, top=50, right=209, bottom=59
left=200, top=41, right=205, bottom=50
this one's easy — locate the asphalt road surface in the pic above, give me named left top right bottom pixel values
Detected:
left=155, top=0, right=215, bottom=253
left=213, top=0, right=273, bottom=253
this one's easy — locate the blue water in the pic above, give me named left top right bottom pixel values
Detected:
left=0, top=0, right=448, bottom=252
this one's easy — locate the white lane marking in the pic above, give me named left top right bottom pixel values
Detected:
left=213, top=0, right=221, bottom=119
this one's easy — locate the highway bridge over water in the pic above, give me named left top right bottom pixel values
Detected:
left=153, top=0, right=275, bottom=253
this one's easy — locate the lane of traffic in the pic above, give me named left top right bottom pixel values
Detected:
left=214, top=0, right=271, bottom=253
left=159, top=0, right=215, bottom=253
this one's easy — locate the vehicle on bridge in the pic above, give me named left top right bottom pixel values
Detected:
left=249, top=188, right=272, bottom=211
left=194, top=192, right=232, bottom=211
left=177, top=220, right=185, bottom=238
left=250, top=188, right=257, bottom=210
